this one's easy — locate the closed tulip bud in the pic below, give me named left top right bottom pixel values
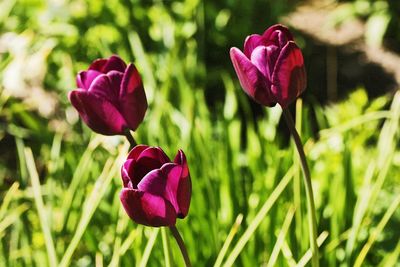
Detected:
left=120, top=145, right=191, bottom=227
left=68, top=55, right=147, bottom=135
left=230, top=24, right=306, bottom=108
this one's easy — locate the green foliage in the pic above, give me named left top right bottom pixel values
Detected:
left=1, top=0, right=399, bottom=267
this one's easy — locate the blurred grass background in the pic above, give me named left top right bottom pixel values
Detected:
left=0, top=0, right=399, bottom=266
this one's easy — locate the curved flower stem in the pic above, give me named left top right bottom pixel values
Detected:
left=169, top=226, right=192, bottom=267
left=282, top=107, right=319, bottom=267
left=124, top=129, right=137, bottom=149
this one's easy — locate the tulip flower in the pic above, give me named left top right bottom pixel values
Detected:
left=68, top=55, right=147, bottom=135
left=230, top=24, right=306, bottom=108
left=231, top=25, right=319, bottom=267
left=120, top=145, right=191, bottom=227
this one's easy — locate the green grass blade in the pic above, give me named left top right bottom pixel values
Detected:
left=378, top=239, right=400, bottom=267
left=223, top=167, right=295, bottom=267
left=266, top=206, right=296, bottom=267
left=325, top=229, right=350, bottom=253
left=281, top=241, right=298, bottom=267
left=0, top=204, right=28, bottom=234
left=346, top=91, right=400, bottom=259
left=108, top=206, right=128, bottom=267
left=24, top=147, right=58, bottom=267
left=161, top=228, right=172, bottom=267
left=59, top=146, right=126, bottom=267
left=139, top=228, right=160, bottom=267
left=95, top=252, right=103, bottom=267
left=354, top=194, right=400, bottom=267
left=319, top=111, right=392, bottom=138
left=0, top=182, right=20, bottom=220
left=60, top=135, right=100, bottom=230
left=214, top=214, right=243, bottom=267
left=296, top=231, right=329, bottom=267
left=119, top=227, right=141, bottom=256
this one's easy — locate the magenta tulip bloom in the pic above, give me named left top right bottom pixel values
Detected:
left=68, top=55, right=147, bottom=135
left=120, top=145, right=191, bottom=227
left=230, top=24, right=306, bottom=108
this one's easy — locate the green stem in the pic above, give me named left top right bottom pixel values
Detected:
left=169, top=226, right=192, bottom=267
left=282, top=108, right=319, bottom=267
left=124, top=129, right=137, bottom=149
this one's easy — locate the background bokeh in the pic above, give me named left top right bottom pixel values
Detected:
left=0, top=0, right=399, bottom=266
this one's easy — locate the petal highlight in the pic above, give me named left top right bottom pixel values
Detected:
left=137, top=168, right=167, bottom=197
left=250, top=45, right=279, bottom=80
left=230, top=47, right=276, bottom=106
left=243, top=34, right=264, bottom=58
left=76, top=70, right=102, bottom=90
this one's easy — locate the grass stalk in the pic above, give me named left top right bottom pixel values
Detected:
left=354, top=195, right=400, bottom=267
left=139, top=228, right=159, bottom=267
left=24, top=148, right=58, bottom=267
left=223, top=167, right=295, bottom=267
left=266, top=206, right=296, bottom=267
left=214, top=214, right=243, bottom=267
left=161, top=228, right=172, bottom=267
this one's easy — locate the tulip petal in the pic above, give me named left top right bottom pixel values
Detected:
left=160, top=164, right=182, bottom=215
left=137, top=147, right=170, bottom=165
left=122, top=145, right=150, bottom=187
left=250, top=45, right=279, bottom=80
left=87, top=73, right=121, bottom=104
left=131, top=147, right=171, bottom=183
left=174, top=149, right=189, bottom=179
left=172, top=150, right=191, bottom=217
left=123, top=146, right=170, bottom=187
left=126, top=145, right=150, bottom=160
left=137, top=168, right=167, bottom=197
left=262, top=24, right=294, bottom=48
left=89, top=55, right=127, bottom=73
left=68, top=89, right=127, bottom=135
left=137, top=155, right=191, bottom=218
left=271, top=41, right=306, bottom=108
left=119, top=64, right=148, bottom=131
left=121, top=159, right=134, bottom=187
left=120, top=188, right=176, bottom=227
left=243, top=34, right=264, bottom=58
left=120, top=64, right=143, bottom=95
left=230, top=47, right=276, bottom=106
left=107, top=70, right=124, bottom=95
left=77, top=70, right=102, bottom=90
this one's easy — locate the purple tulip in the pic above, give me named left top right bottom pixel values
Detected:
left=68, top=55, right=147, bottom=135
left=230, top=24, right=307, bottom=108
left=120, top=145, right=191, bottom=227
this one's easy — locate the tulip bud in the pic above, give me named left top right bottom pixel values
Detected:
left=68, top=55, right=147, bottom=135
left=120, top=145, right=192, bottom=227
left=230, top=24, right=306, bottom=108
